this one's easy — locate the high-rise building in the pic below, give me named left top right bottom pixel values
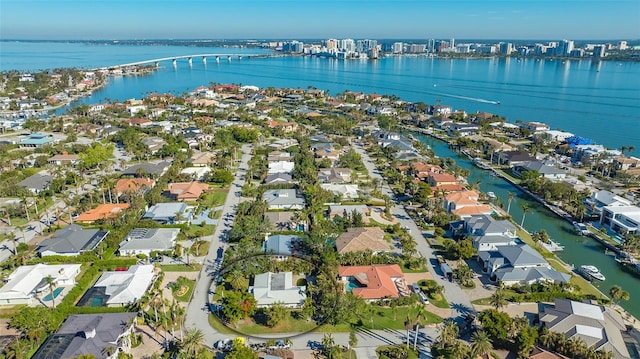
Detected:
left=338, top=39, right=355, bottom=53
left=427, top=39, right=435, bottom=52
left=409, top=44, right=426, bottom=53
left=324, top=39, right=338, bottom=50
left=356, top=39, right=378, bottom=53
left=450, top=38, right=455, bottom=48
left=593, top=45, right=606, bottom=58
left=618, top=41, right=628, bottom=50
left=392, top=42, right=404, bottom=54
left=556, top=40, right=574, bottom=56
left=499, top=42, right=513, bottom=55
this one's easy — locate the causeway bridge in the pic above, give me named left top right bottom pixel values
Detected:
left=96, top=53, right=274, bottom=70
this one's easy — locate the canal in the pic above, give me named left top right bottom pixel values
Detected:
left=414, top=133, right=640, bottom=319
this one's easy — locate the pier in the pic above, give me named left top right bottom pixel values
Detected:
left=93, top=53, right=271, bottom=71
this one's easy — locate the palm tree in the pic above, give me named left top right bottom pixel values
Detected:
left=180, top=328, right=205, bottom=357
left=490, top=290, right=508, bottom=310
left=520, top=203, right=530, bottom=227
left=609, top=285, right=630, bottom=306
left=438, top=320, right=459, bottom=346
left=470, top=330, right=493, bottom=358
left=348, top=331, right=358, bottom=359
left=46, top=275, right=57, bottom=309
left=506, top=191, right=514, bottom=215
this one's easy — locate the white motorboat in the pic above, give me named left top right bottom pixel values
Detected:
left=486, top=192, right=497, bottom=200
left=580, top=265, right=606, bottom=281
left=573, top=222, right=590, bottom=236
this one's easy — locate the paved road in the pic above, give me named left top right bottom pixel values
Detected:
left=351, top=142, right=476, bottom=324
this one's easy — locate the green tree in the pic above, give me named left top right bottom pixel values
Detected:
left=609, top=285, right=630, bottom=306
left=470, top=331, right=493, bottom=358
left=179, top=328, right=205, bottom=358
left=265, top=302, right=288, bottom=327
left=489, top=290, right=508, bottom=310
left=45, top=275, right=57, bottom=309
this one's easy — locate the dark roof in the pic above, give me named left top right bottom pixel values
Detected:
left=32, top=313, right=136, bottom=359
left=264, top=173, right=293, bottom=184
left=122, top=161, right=171, bottom=177
left=18, top=174, right=54, bottom=191
left=37, top=224, right=109, bottom=256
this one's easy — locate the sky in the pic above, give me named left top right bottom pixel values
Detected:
left=1, top=0, right=639, bottom=40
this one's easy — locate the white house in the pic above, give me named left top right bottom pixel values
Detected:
left=0, top=264, right=81, bottom=305
left=89, top=265, right=156, bottom=307
left=268, top=161, right=295, bottom=175
left=249, top=272, right=306, bottom=308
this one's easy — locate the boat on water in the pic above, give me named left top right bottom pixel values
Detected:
left=580, top=265, right=606, bottom=281
left=486, top=192, right=497, bottom=200
left=573, top=222, right=590, bottom=236
left=615, top=256, right=640, bottom=277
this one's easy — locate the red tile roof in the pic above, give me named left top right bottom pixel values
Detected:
left=338, top=264, right=404, bottom=300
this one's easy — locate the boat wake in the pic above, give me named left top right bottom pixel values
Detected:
left=431, top=86, right=500, bottom=104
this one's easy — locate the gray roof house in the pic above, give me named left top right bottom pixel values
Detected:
left=263, top=234, right=298, bottom=257
left=472, top=234, right=518, bottom=252
left=478, top=244, right=570, bottom=286
left=118, top=228, right=180, bottom=256
left=540, top=299, right=631, bottom=359
left=37, top=224, right=109, bottom=257
left=264, top=173, right=293, bottom=185
left=464, top=215, right=518, bottom=237
left=262, top=189, right=305, bottom=210
left=122, top=161, right=171, bottom=178
left=32, top=313, right=137, bottom=359
left=18, top=173, right=54, bottom=194
left=513, top=161, right=567, bottom=180
left=142, top=202, right=191, bottom=224
left=249, top=271, right=306, bottom=308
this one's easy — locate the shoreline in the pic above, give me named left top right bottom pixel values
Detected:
left=405, top=125, right=640, bottom=325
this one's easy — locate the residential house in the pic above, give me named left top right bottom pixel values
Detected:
left=314, top=148, right=342, bottom=163
left=321, top=184, right=359, bottom=200
left=263, top=234, right=299, bottom=258
left=48, top=152, right=80, bottom=166
left=141, top=137, right=166, bottom=154
left=410, top=162, right=443, bottom=179
left=168, top=182, right=209, bottom=201
left=269, top=138, right=298, bottom=150
left=513, top=161, right=567, bottom=180
left=539, top=299, right=631, bottom=359
left=444, top=190, right=492, bottom=217
left=115, top=178, right=156, bottom=198
left=472, top=235, right=519, bottom=252
left=587, top=190, right=632, bottom=218
left=83, top=265, right=155, bottom=307
left=0, top=264, right=81, bottom=305
left=190, top=151, right=215, bottom=167
left=335, top=227, right=389, bottom=254
left=32, top=313, right=137, bottom=359
left=264, top=173, right=294, bottom=185
left=447, top=122, right=479, bottom=137
left=268, top=151, right=293, bottom=162
left=118, top=228, right=180, bottom=256
left=249, top=272, right=306, bottom=308
left=478, top=244, right=570, bottom=286
left=180, top=167, right=212, bottom=181
left=318, top=168, right=352, bottom=183
left=427, top=173, right=459, bottom=188
left=20, top=133, right=55, bottom=148
left=338, top=264, right=409, bottom=301
left=268, top=161, right=295, bottom=175
left=37, top=224, right=109, bottom=257
left=127, top=117, right=152, bottom=127
left=599, top=205, right=640, bottom=235
left=464, top=215, right=518, bottom=237
left=328, top=205, right=370, bottom=222
left=614, top=156, right=640, bottom=176
left=75, top=203, right=130, bottom=223
left=18, top=173, right=53, bottom=194
left=122, top=161, right=171, bottom=178
left=498, top=151, right=537, bottom=166
left=265, top=212, right=305, bottom=232
left=430, top=104, right=452, bottom=116
left=521, top=121, right=550, bottom=133
left=263, top=189, right=305, bottom=210
left=142, top=202, right=191, bottom=224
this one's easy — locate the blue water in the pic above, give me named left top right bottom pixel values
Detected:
left=2, top=41, right=638, bottom=150
left=345, top=278, right=364, bottom=293
left=43, top=287, right=63, bottom=301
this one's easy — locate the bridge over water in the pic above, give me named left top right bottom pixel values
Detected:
left=96, top=53, right=275, bottom=70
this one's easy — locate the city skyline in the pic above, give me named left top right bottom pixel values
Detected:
left=1, top=0, right=639, bottom=40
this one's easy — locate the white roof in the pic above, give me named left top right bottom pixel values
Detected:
left=93, top=265, right=155, bottom=305
left=574, top=324, right=603, bottom=339
left=571, top=300, right=605, bottom=320
left=249, top=272, right=306, bottom=306
left=0, top=264, right=81, bottom=300
left=268, top=161, right=294, bottom=174
left=321, top=184, right=360, bottom=199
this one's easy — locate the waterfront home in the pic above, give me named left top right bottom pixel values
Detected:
left=478, top=244, right=570, bottom=286
left=430, top=104, right=452, bottom=116
left=37, top=224, right=109, bottom=257
left=410, top=162, right=444, bottom=179
left=0, top=264, right=81, bottom=305
left=586, top=190, right=632, bottom=217
left=32, top=312, right=137, bottom=359
left=498, top=150, right=536, bottom=166
left=463, top=214, right=518, bottom=237
left=115, top=178, right=156, bottom=198
left=85, top=265, right=155, bottom=307
left=338, top=264, right=408, bottom=301
left=263, top=234, right=299, bottom=258
left=539, top=299, right=631, bottom=359
left=614, top=156, right=640, bottom=176
left=427, top=173, right=459, bottom=188
left=48, top=152, right=80, bottom=166
left=249, top=272, right=306, bottom=308
left=513, top=161, right=567, bottom=180
left=264, top=173, right=294, bottom=185
left=142, top=202, right=191, bottom=224
left=168, top=181, right=209, bottom=201
left=75, top=203, right=130, bottom=223
left=118, top=228, right=180, bottom=256
left=18, top=173, right=53, bottom=194
left=599, top=205, right=640, bottom=235
left=447, top=122, right=479, bottom=137
left=472, top=234, right=518, bottom=252
left=521, top=121, right=550, bottom=133
left=335, top=227, right=389, bottom=254
left=263, top=189, right=305, bottom=210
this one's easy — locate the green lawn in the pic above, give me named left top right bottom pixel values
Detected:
left=377, top=345, right=419, bottom=359
left=159, top=264, right=202, bottom=272
left=185, top=224, right=216, bottom=238
left=200, top=191, right=228, bottom=208
left=358, top=306, right=443, bottom=330
left=428, top=295, right=451, bottom=309
left=174, top=279, right=196, bottom=302
left=190, top=241, right=211, bottom=257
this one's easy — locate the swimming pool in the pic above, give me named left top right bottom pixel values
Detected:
left=43, top=287, right=63, bottom=301
left=345, top=278, right=364, bottom=293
